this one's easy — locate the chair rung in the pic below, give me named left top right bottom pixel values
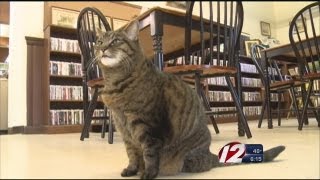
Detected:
left=272, top=107, right=320, bottom=113
left=91, top=116, right=109, bottom=120
left=205, top=110, right=238, bottom=115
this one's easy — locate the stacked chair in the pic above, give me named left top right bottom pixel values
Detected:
left=77, top=7, right=114, bottom=143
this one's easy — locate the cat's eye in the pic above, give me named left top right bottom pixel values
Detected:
left=96, top=40, right=103, bottom=46
left=110, top=39, right=121, bottom=46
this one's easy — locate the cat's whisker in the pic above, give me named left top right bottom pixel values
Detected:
left=86, top=56, right=100, bottom=77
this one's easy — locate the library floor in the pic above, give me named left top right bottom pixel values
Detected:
left=1, top=118, right=319, bottom=179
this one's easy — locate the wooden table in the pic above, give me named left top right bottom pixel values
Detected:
left=134, top=6, right=222, bottom=70
left=260, top=36, right=320, bottom=128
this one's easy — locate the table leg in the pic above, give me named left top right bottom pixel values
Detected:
left=150, top=10, right=164, bottom=71
left=152, top=35, right=163, bottom=70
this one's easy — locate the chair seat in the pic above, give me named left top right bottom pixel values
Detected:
left=200, top=66, right=238, bottom=77
left=303, top=72, right=320, bottom=80
left=163, top=65, right=203, bottom=74
left=87, top=77, right=104, bottom=87
left=269, top=79, right=306, bottom=91
left=270, top=80, right=295, bottom=91
left=164, top=65, right=237, bottom=77
left=293, top=80, right=306, bottom=87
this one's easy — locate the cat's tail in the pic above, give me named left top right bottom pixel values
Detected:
left=263, top=145, right=286, bottom=162
left=212, top=145, right=286, bottom=168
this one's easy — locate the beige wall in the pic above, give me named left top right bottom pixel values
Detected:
left=8, top=2, right=44, bottom=127
left=272, top=1, right=316, bottom=44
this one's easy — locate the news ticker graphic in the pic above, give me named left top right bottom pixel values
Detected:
left=218, top=142, right=263, bottom=164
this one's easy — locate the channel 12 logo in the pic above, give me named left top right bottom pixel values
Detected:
left=218, top=142, right=263, bottom=164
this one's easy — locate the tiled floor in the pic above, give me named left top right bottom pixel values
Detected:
left=0, top=118, right=319, bottom=179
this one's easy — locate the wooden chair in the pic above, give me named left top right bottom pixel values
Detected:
left=77, top=7, right=114, bottom=143
left=289, top=2, right=320, bottom=130
left=164, top=2, right=252, bottom=138
left=251, top=44, right=303, bottom=128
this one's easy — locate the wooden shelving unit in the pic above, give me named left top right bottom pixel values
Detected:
left=24, top=2, right=141, bottom=134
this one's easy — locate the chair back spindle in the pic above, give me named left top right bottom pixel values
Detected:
left=289, top=2, right=320, bottom=76
left=77, top=7, right=112, bottom=80
left=184, top=2, right=243, bottom=68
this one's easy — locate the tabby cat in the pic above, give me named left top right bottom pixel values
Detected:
left=93, top=20, right=285, bottom=179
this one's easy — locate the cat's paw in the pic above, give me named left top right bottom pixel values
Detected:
left=140, top=170, right=158, bottom=179
left=121, top=168, right=138, bottom=177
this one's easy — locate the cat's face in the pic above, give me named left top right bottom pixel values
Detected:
left=94, top=20, right=140, bottom=68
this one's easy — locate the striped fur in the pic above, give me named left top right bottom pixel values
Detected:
left=94, top=21, right=285, bottom=179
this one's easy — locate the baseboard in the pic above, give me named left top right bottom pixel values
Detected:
left=7, top=126, right=25, bottom=134
left=0, top=130, right=8, bottom=135
left=7, top=126, right=46, bottom=134
left=24, top=126, right=46, bottom=134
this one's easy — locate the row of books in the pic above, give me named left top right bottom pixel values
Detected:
left=240, top=63, right=258, bottom=74
left=50, top=85, right=83, bottom=101
left=243, top=92, right=261, bottom=101
left=207, top=91, right=233, bottom=102
left=49, top=61, right=82, bottom=77
left=208, top=91, right=261, bottom=102
left=311, top=96, right=320, bottom=107
left=209, top=106, right=262, bottom=118
left=268, top=67, right=279, bottom=76
left=310, top=79, right=320, bottom=91
left=207, top=91, right=280, bottom=102
left=206, top=76, right=233, bottom=86
left=50, top=37, right=81, bottom=53
left=243, top=106, right=262, bottom=116
left=207, top=91, right=262, bottom=102
left=270, top=93, right=283, bottom=101
left=206, top=76, right=261, bottom=87
left=49, top=109, right=108, bottom=126
left=241, top=77, right=262, bottom=87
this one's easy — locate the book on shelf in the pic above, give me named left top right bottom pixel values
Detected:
left=50, top=85, right=83, bottom=101
left=208, top=91, right=261, bottom=102
left=49, top=61, right=82, bottom=77
left=209, top=106, right=262, bottom=118
left=288, top=68, right=299, bottom=77
left=50, top=37, right=80, bottom=53
left=240, top=63, right=258, bottom=74
left=49, top=109, right=109, bottom=126
left=207, top=77, right=261, bottom=87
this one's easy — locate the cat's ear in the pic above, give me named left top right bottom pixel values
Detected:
left=123, top=20, right=139, bottom=41
left=96, top=28, right=104, bottom=38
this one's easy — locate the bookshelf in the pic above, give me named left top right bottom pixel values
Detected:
left=25, top=2, right=141, bottom=134
left=164, top=50, right=289, bottom=123
left=206, top=55, right=264, bottom=123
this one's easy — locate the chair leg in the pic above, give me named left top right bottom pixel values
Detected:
left=200, top=87, right=219, bottom=134
left=108, top=111, right=114, bottom=144
left=101, top=106, right=107, bottom=139
left=101, top=119, right=106, bottom=138
left=286, top=102, right=293, bottom=120
left=290, top=87, right=301, bottom=126
left=287, top=90, right=295, bottom=120
left=277, top=92, right=281, bottom=126
left=80, top=88, right=99, bottom=141
left=195, top=73, right=219, bottom=134
left=307, top=99, right=320, bottom=125
left=258, top=101, right=266, bottom=128
left=299, top=80, right=313, bottom=130
left=225, top=76, right=252, bottom=138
